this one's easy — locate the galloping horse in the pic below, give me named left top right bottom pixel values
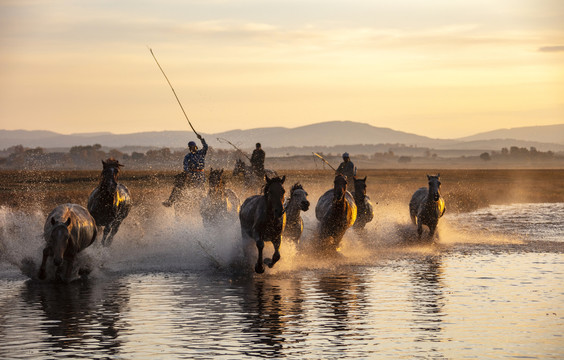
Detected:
left=315, top=174, right=357, bottom=251
left=87, top=158, right=132, bottom=246
left=39, top=204, right=97, bottom=282
left=409, top=174, right=446, bottom=240
left=239, top=175, right=286, bottom=273
left=283, top=183, right=310, bottom=243
left=233, top=159, right=278, bottom=186
left=200, top=168, right=240, bottom=228
left=351, top=176, right=374, bottom=233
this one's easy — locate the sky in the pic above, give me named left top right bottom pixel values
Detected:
left=0, top=0, right=563, bottom=139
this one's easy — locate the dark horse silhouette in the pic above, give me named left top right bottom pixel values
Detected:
left=239, top=175, right=286, bottom=273
left=409, top=174, right=446, bottom=240
left=87, top=158, right=132, bottom=246
left=39, top=204, right=97, bottom=282
left=283, top=183, right=310, bottom=243
left=233, top=159, right=278, bottom=187
left=200, top=168, right=240, bottom=228
left=315, top=174, right=357, bottom=252
left=351, top=176, right=374, bottom=233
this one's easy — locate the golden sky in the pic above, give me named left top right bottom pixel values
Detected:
left=0, top=0, right=563, bottom=139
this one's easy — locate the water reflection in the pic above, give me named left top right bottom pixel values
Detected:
left=408, top=255, right=448, bottom=358
left=313, top=271, right=370, bottom=355
left=236, top=276, right=305, bottom=358
left=20, top=278, right=130, bottom=357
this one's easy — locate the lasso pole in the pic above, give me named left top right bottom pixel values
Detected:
left=148, top=47, right=200, bottom=137
left=312, top=152, right=336, bottom=171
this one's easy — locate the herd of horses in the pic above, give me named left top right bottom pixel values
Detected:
left=39, top=157, right=446, bottom=280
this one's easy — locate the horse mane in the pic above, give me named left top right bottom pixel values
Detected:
left=104, top=158, right=123, bottom=168
left=290, top=182, right=303, bottom=196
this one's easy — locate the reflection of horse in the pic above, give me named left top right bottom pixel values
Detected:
left=315, top=174, right=357, bottom=251
left=283, top=183, right=310, bottom=243
left=200, top=168, right=240, bottom=228
left=87, top=158, right=131, bottom=246
left=39, top=204, right=97, bottom=282
left=351, top=176, right=374, bottom=233
left=239, top=175, right=286, bottom=273
left=409, top=174, right=446, bottom=239
left=233, top=159, right=278, bottom=184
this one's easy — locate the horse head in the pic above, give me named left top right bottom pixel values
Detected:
left=427, top=174, right=442, bottom=202
left=264, top=175, right=286, bottom=218
left=49, top=217, right=72, bottom=266
left=101, top=158, right=122, bottom=188
left=208, top=168, right=225, bottom=193
left=290, top=183, right=310, bottom=211
left=333, top=174, right=348, bottom=203
left=353, top=176, right=367, bottom=198
left=233, top=159, right=245, bottom=176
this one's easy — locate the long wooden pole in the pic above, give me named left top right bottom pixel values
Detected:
left=312, top=152, right=337, bottom=171
left=148, top=47, right=200, bottom=137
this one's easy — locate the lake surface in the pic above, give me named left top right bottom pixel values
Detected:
left=1, top=202, right=563, bottom=359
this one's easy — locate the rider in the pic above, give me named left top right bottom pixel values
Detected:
left=250, top=142, right=265, bottom=177
left=163, top=134, right=208, bottom=207
left=335, top=152, right=356, bottom=183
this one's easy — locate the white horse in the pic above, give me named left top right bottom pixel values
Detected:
left=409, top=174, right=446, bottom=240
left=283, top=183, right=310, bottom=243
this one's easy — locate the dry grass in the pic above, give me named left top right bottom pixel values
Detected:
left=1, top=169, right=563, bottom=215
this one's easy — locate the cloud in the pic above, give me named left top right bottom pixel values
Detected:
left=538, top=46, right=564, bottom=52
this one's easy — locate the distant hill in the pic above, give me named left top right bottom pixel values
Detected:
left=457, top=124, right=564, bottom=144
left=1, top=121, right=563, bottom=152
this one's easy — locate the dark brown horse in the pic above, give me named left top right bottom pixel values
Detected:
left=200, top=168, right=240, bottom=228
left=409, top=174, right=446, bottom=240
left=39, top=204, right=97, bottom=282
left=315, top=174, right=357, bottom=251
left=87, top=158, right=132, bottom=246
left=239, top=175, right=286, bottom=273
left=283, top=183, right=310, bottom=243
left=351, top=176, right=374, bottom=233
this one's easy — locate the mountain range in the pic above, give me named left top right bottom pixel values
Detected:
left=1, top=121, right=563, bottom=152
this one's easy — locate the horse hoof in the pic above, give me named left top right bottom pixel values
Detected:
left=264, top=258, right=273, bottom=268
left=255, top=264, right=265, bottom=274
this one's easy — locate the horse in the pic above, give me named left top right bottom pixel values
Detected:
left=409, top=174, right=446, bottom=240
left=87, top=158, right=132, bottom=246
left=283, top=183, right=310, bottom=243
left=200, top=168, right=240, bottom=228
left=233, top=159, right=278, bottom=187
left=239, top=175, right=286, bottom=273
left=351, top=176, right=374, bottom=233
left=38, top=204, right=98, bottom=282
left=315, top=174, right=357, bottom=252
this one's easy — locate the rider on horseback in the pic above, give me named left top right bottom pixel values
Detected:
left=163, top=135, right=208, bottom=207
left=250, top=142, right=265, bottom=178
left=336, top=152, right=356, bottom=183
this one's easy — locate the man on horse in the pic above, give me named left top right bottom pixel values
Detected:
left=163, top=134, right=208, bottom=207
left=250, top=142, right=265, bottom=177
left=336, top=152, right=356, bottom=183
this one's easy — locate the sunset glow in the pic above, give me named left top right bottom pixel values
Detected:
left=1, top=0, right=562, bottom=138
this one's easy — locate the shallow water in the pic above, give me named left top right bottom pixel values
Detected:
left=0, top=202, right=563, bottom=359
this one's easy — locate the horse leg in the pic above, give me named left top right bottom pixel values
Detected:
left=101, top=225, right=112, bottom=247
left=255, top=237, right=265, bottom=274
left=105, top=220, right=122, bottom=247
left=417, top=222, right=423, bottom=239
left=429, top=223, right=437, bottom=239
left=264, top=237, right=281, bottom=268
left=63, top=255, right=75, bottom=283
left=38, top=246, right=52, bottom=280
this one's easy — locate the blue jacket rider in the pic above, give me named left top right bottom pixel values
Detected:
left=184, top=135, right=208, bottom=187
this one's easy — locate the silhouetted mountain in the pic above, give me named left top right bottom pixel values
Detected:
left=1, top=121, right=563, bottom=152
